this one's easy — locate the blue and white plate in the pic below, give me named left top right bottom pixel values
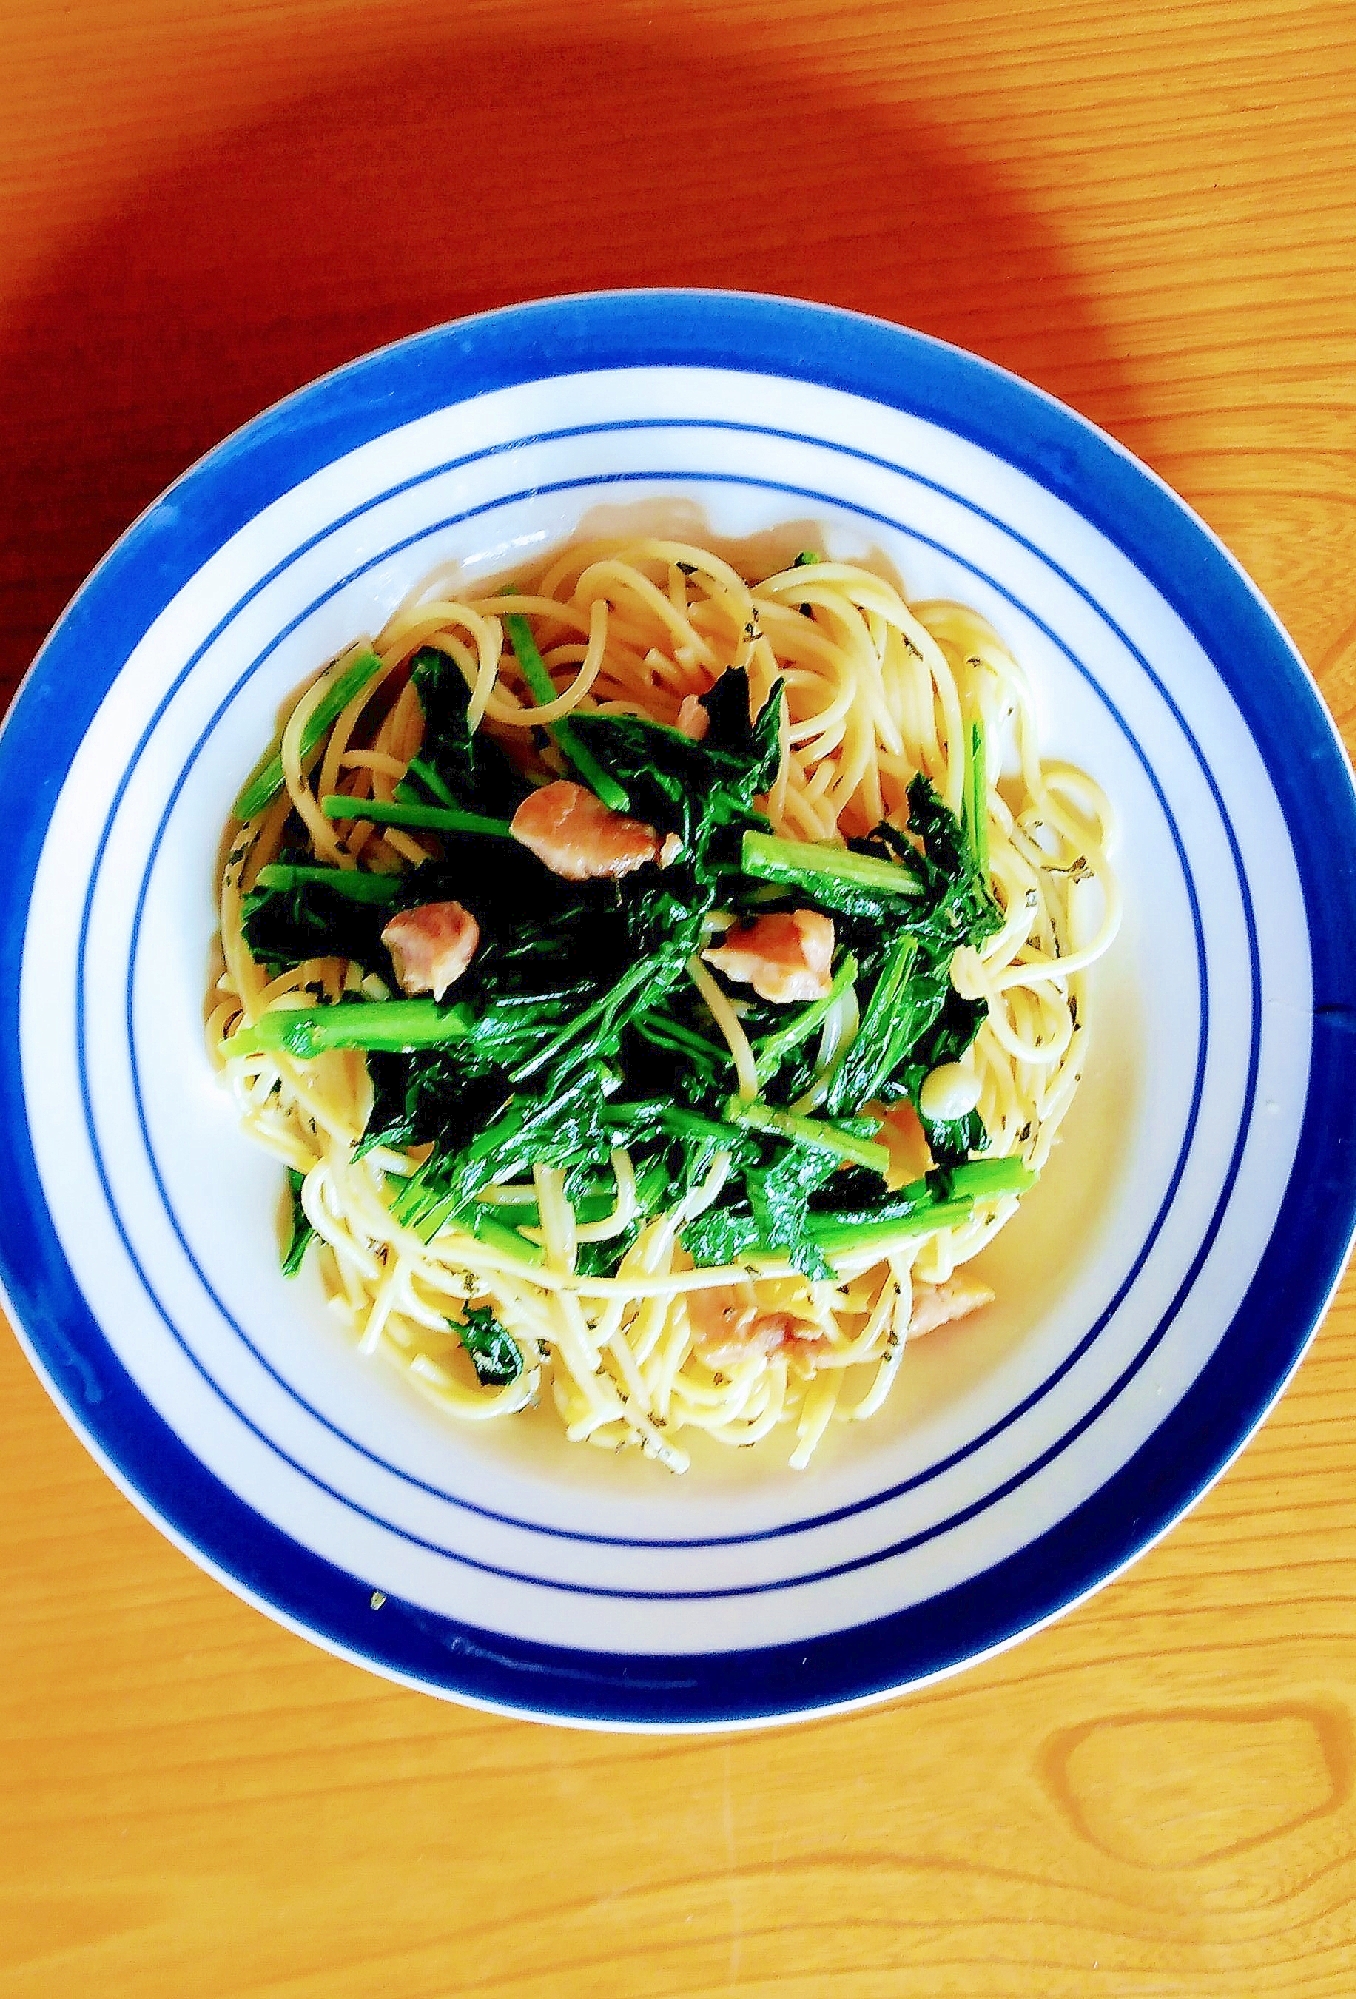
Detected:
left=4, top=291, right=1355, bottom=1730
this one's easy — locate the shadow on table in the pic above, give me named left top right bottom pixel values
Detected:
left=0, top=21, right=1145, bottom=697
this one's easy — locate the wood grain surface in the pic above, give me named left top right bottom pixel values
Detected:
left=2, top=0, right=1355, bottom=1992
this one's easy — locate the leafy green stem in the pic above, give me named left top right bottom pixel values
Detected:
left=321, top=795, right=513, bottom=839
left=807, top=1196, right=980, bottom=1262
left=503, top=610, right=631, bottom=813
left=234, top=998, right=473, bottom=1059
left=964, top=717, right=989, bottom=879
left=234, top=648, right=383, bottom=823
left=508, top=958, right=659, bottom=1083
left=727, top=1096, right=889, bottom=1176
left=741, top=829, right=923, bottom=899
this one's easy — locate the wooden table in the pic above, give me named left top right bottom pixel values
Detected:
left=3, top=1, right=1354, bottom=1992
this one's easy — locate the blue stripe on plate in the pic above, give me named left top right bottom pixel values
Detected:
left=0, top=292, right=1351, bottom=1722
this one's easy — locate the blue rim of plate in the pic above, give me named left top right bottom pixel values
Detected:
left=2, top=289, right=1355, bottom=1726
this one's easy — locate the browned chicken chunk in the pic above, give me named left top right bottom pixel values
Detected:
left=701, top=909, right=836, bottom=1003
left=381, top=900, right=480, bottom=1001
left=509, top=780, right=665, bottom=880
left=686, top=1288, right=823, bottom=1368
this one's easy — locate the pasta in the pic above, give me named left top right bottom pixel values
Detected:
left=210, top=537, right=1120, bottom=1472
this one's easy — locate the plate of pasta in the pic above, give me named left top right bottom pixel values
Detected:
left=2, top=290, right=1354, bottom=1729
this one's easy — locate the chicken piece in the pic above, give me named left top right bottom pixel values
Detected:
left=908, top=1272, right=995, bottom=1338
left=381, top=900, right=480, bottom=1001
left=687, top=1288, right=823, bottom=1369
left=510, top=779, right=664, bottom=880
left=701, top=909, right=836, bottom=1004
left=676, top=693, right=710, bottom=741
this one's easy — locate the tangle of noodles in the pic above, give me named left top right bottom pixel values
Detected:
left=210, top=538, right=1120, bottom=1472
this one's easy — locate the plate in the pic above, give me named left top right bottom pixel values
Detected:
left=3, top=290, right=1355, bottom=1730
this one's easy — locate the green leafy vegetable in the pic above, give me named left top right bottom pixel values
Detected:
left=321, top=795, right=513, bottom=840
left=235, top=997, right=472, bottom=1059
left=807, top=1155, right=1035, bottom=1238
left=741, top=829, right=925, bottom=910
left=282, top=1169, right=315, bottom=1277
left=503, top=610, right=631, bottom=812
left=239, top=626, right=1023, bottom=1294
left=242, top=867, right=399, bottom=970
left=963, top=717, right=989, bottom=879
left=728, top=1097, right=891, bottom=1177
left=822, top=932, right=922, bottom=1115
left=456, top=1305, right=524, bottom=1386
left=403, top=646, right=530, bottom=819
left=254, top=863, right=402, bottom=904
left=234, top=648, right=384, bottom=823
